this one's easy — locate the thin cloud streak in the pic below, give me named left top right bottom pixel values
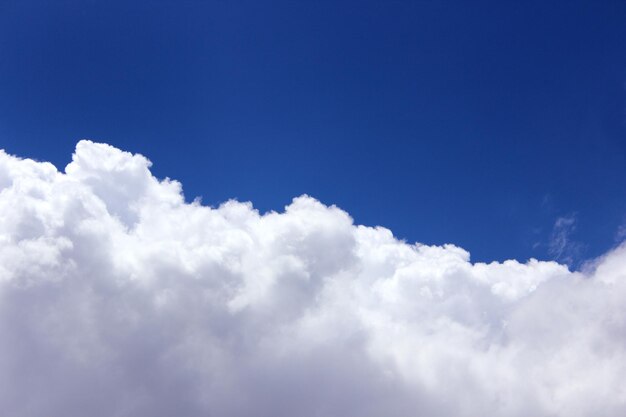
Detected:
left=548, top=214, right=584, bottom=266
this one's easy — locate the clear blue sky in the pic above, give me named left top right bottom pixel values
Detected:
left=1, top=0, right=625, bottom=264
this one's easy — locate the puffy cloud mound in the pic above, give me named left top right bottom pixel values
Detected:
left=1, top=141, right=625, bottom=416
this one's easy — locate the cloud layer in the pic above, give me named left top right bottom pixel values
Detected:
left=1, top=141, right=625, bottom=416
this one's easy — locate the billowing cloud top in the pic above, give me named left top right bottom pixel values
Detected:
left=1, top=141, right=625, bottom=416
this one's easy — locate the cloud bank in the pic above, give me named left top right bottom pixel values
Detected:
left=1, top=141, right=625, bottom=416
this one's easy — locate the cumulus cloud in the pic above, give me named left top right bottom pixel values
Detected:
left=1, top=141, right=625, bottom=416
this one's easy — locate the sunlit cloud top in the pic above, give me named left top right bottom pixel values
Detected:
left=1, top=141, right=625, bottom=416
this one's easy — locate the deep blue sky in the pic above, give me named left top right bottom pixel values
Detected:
left=1, top=0, right=625, bottom=264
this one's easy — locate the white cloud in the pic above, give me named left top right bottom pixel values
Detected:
left=0, top=140, right=625, bottom=416
left=616, top=217, right=626, bottom=243
left=548, top=214, right=583, bottom=265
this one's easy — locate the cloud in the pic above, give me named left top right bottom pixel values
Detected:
left=1, top=141, right=625, bottom=416
left=548, top=214, right=584, bottom=265
left=616, top=217, right=626, bottom=243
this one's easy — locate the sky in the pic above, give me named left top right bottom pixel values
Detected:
left=1, top=0, right=625, bottom=264
left=1, top=2, right=626, bottom=416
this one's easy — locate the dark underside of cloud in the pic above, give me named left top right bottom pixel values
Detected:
left=1, top=141, right=625, bottom=416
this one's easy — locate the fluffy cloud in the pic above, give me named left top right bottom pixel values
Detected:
left=1, top=141, right=625, bottom=416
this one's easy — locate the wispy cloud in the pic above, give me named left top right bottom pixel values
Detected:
left=548, top=213, right=584, bottom=266
left=616, top=216, right=626, bottom=243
